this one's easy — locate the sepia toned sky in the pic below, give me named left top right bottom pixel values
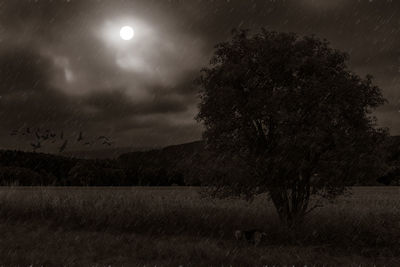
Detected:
left=0, top=0, right=399, bottom=151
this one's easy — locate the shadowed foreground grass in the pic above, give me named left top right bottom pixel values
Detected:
left=0, top=186, right=399, bottom=265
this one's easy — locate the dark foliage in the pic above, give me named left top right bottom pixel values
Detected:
left=377, top=136, right=400, bottom=185
left=0, top=150, right=77, bottom=185
left=196, top=29, right=388, bottom=227
left=0, top=150, right=128, bottom=186
left=118, top=141, right=206, bottom=186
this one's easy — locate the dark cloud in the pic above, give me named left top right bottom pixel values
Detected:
left=0, top=47, right=50, bottom=94
left=0, top=0, right=399, bottom=152
left=83, top=87, right=188, bottom=119
left=0, top=45, right=77, bottom=126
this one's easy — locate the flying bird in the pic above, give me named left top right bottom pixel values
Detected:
left=30, top=142, right=41, bottom=151
left=41, top=132, right=50, bottom=140
left=97, top=136, right=110, bottom=141
left=77, top=131, right=83, bottom=142
left=102, top=141, right=113, bottom=146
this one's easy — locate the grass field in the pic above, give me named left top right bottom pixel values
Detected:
left=0, top=186, right=399, bottom=266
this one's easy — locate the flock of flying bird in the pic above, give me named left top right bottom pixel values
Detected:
left=10, top=127, right=114, bottom=153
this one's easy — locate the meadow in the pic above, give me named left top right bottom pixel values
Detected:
left=0, top=186, right=399, bottom=266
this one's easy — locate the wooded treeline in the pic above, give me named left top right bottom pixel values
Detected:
left=0, top=138, right=399, bottom=186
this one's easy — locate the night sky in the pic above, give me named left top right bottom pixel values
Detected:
left=0, top=0, right=399, bottom=152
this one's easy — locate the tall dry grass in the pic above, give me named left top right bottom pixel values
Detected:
left=0, top=186, right=399, bottom=251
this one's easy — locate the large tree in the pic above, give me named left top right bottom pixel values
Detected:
left=196, top=29, right=387, bottom=228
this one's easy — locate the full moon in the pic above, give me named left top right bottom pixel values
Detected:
left=120, top=26, right=134, bottom=40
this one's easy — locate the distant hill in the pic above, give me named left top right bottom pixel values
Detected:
left=65, top=146, right=156, bottom=159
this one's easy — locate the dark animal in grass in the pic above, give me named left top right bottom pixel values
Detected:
left=234, top=229, right=267, bottom=246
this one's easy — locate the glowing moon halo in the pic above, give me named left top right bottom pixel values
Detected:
left=120, top=26, right=134, bottom=40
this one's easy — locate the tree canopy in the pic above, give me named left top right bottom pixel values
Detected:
left=196, top=29, right=387, bottom=227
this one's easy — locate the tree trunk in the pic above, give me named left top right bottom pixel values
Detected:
left=268, top=181, right=310, bottom=229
